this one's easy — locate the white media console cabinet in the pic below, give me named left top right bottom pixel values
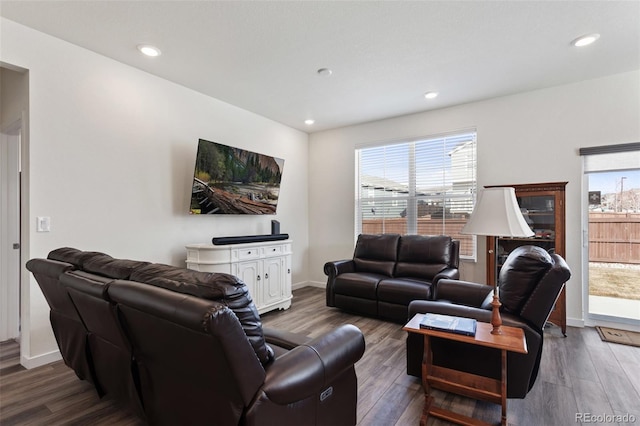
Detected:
left=186, top=240, right=292, bottom=314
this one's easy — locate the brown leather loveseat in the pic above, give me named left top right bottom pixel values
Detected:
left=27, top=248, right=365, bottom=425
left=324, top=234, right=460, bottom=322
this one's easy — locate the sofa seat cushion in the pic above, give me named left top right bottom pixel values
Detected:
left=130, top=263, right=273, bottom=365
left=377, top=278, right=431, bottom=305
left=394, top=263, right=447, bottom=280
left=333, top=272, right=385, bottom=300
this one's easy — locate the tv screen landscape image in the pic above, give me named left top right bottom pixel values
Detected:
left=190, top=139, right=285, bottom=215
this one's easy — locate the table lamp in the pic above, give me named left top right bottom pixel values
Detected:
left=461, top=187, right=534, bottom=334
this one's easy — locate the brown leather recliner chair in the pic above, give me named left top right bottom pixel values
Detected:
left=406, top=245, right=571, bottom=398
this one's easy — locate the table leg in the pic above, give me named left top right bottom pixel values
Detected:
left=421, top=334, right=433, bottom=426
left=501, top=349, right=507, bottom=426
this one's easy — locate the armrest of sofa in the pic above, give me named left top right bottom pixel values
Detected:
left=432, top=267, right=460, bottom=287
left=432, top=279, right=493, bottom=308
left=263, top=327, right=311, bottom=350
left=324, top=260, right=355, bottom=306
left=408, top=299, right=493, bottom=324
left=261, top=324, right=365, bottom=404
left=323, top=259, right=355, bottom=278
left=409, top=298, right=534, bottom=330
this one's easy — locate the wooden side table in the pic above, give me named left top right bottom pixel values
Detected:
left=403, top=314, right=527, bottom=426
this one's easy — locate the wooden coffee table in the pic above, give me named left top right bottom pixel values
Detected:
left=404, top=313, right=527, bottom=426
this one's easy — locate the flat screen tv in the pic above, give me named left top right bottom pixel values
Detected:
left=189, top=139, right=284, bottom=215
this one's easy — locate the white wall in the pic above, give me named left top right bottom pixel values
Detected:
left=1, top=18, right=310, bottom=366
left=309, top=70, right=640, bottom=327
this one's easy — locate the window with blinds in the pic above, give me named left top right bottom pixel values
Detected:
left=356, top=131, right=477, bottom=259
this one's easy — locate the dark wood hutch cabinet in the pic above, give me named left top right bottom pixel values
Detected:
left=486, top=182, right=567, bottom=336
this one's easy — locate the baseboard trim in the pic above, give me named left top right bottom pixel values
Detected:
left=292, top=281, right=307, bottom=291
left=567, top=318, right=584, bottom=328
left=292, top=281, right=325, bottom=291
left=584, top=316, right=640, bottom=332
left=21, top=348, right=62, bottom=369
left=305, top=281, right=326, bottom=289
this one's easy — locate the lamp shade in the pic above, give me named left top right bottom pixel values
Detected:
left=461, top=187, right=534, bottom=237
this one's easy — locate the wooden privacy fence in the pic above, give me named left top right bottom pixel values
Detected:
left=589, top=212, right=640, bottom=264
left=362, top=218, right=474, bottom=258
left=363, top=213, right=640, bottom=264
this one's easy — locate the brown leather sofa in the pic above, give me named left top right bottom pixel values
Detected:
left=325, top=234, right=460, bottom=322
left=27, top=248, right=365, bottom=425
left=406, top=245, right=571, bottom=398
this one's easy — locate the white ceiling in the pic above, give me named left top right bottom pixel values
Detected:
left=1, top=1, right=639, bottom=132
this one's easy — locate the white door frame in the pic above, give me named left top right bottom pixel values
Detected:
left=0, top=119, right=22, bottom=342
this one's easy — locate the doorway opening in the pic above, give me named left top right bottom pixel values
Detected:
left=586, top=170, right=640, bottom=325
left=0, top=120, right=22, bottom=343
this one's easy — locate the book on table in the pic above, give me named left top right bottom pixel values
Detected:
left=419, top=313, right=477, bottom=337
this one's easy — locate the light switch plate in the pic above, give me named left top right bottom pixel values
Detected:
left=36, top=216, right=51, bottom=232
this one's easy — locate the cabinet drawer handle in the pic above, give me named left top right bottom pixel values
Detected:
left=247, top=251, right=252, bottom=255
left=272, top=248, right=277, bottom=251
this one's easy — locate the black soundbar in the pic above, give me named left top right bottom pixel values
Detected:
left=212, top=234, right=289, bottom=245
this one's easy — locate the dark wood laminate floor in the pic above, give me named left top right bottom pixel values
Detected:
left=1, top=287, right=638, bottom=425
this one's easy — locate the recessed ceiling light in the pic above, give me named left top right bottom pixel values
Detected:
left=424, top=91, right=439, bottom=99
left=137, top=44, right=162, bottom=57
left=304, top=119, right=315, bottom=125
left=571, top=33, right=600, bottom=47
left=317, top=68, right=332, bottom=77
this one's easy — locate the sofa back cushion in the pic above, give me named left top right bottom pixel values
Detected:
left=48, top=247, right=106, bottom=268
left=394, top=235, right=453, bottom=279
left=83, top=254, right=150, bottom=280
left=48, top=248, right=149, bottom=280
left=130, top=263, right=273, bottom=365
left=353, top=234, right=400, bottom=276
left=499, top=245, right=553, bottom=314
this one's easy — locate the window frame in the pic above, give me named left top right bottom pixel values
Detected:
left=355, top=130, right=478, bottom=261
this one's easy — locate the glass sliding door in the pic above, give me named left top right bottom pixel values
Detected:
left=581, top=143, right=640, bottom=327
left=586, top=171, right=640, bottom=322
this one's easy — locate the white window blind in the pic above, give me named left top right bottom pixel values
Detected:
left=581, top=142, right=640, bottom=214
left=356, top=131, right=477, bottom=259
left=581, top=143, right=640, bottom=173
